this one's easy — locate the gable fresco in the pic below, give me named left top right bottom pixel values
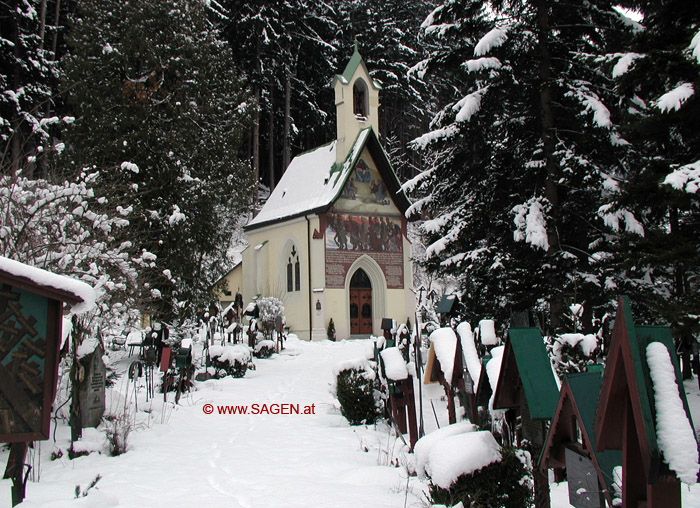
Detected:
left=325, top=150, right=404, bottom=290
left=333, top=149, right=399, bottom=215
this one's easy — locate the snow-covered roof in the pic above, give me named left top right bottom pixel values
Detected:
left=247, top=139, right=343, bottom=228
left=380, top=347, right=408, bottom=381
left=246, top=128, right=410, bottom=230
left=0, top=255, right=96, bottom=314
left=429, top=327, right=458, bottom=385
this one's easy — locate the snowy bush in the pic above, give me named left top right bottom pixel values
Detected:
left=104, top=412, right=132, bottom=456
left=428, top=445, right=533, bottom=508
left=257, top=297, right=285, bottom=338
left=253, top=340, right=275, bottom=359
left=209, top=345, right=253, bottom=378
left=546, top=332, right=601, bottom=377
left=0, top=171, right=150, bottom=319
left=333, top=361, right=380, bottom=425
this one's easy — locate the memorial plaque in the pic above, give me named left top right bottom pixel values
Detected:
left=78, top=343, right=106, bottom=428
left=0, top=284, right=61, bottom=442
left=565, top=448, right=605, bottom=508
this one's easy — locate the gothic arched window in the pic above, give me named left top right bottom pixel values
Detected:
left=287, top=245, right=300, bottom=292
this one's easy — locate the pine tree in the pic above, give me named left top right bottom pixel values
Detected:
left=408, top=1, right=634, bottom=336
left=605, top=2, right=700, bottom=334
left=60, top=0, right=253, bottom=318
left=218, top=0, right=338, bottom=189
left=0, top=0, right=62, bottom=175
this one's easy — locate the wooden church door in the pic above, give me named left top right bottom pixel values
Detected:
left=350, top=269, right=372, bottom=335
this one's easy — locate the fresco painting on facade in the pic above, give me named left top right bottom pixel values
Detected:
left=324, top=212, right=404, bottom=289
left=335, top=157, right=394, bottom=213
left=325, top=213, right=403, bottom=253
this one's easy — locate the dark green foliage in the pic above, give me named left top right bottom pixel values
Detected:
left=211, top=356, right=249, bottom=379
left=604, top=0, right=700, bottom=335
left=327, top=318, right=336, bottom=341
left=429, top=446, right=533, bottom=508
left=0, top=0, right=61, bottom=175
left=335, top=368, right=379, bottom=425
left=253, top=343, right=274, bottom=359
left=61, top=0, right=252, bottom=319
left=408, top=0, right=635, bottom=334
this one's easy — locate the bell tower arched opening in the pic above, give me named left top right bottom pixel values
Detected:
left=353, top=79, right=369, bottom=119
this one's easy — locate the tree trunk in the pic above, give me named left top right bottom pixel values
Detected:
left=38, top=0, right=47, bottom=50
left=268, top=87, right=275, bottom=191
left=252, top=86, right=260, bottom=206
left=50, top=0, right=61, bottom=58
left=534, top=0, right=564, bottom=334
left=283, top=71, right=291, bottom=171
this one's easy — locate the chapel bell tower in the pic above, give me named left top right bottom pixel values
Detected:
left=333, top=43, right=381, bottom=164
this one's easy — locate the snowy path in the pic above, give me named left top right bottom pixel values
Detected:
left=1, top=338, right=421, bottom=508
left=4, top=336, right=700, bottom=507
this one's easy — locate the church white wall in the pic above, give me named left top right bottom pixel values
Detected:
left=242, top=217, right=313, bottom=340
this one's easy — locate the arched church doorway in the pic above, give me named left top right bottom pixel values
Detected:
left=349, top=268, right=372, bottom=335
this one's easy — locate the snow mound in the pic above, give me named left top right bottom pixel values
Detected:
left=209, top=344, right=252, bottom=365
left=380, top=347, right=408, bottom=381
left=255, top=339, right=275, bottom=353
left=414, top=421, right=476, bottom=477
left=486, top=346, right=505, bottom=411
left=553, top=333, right=599, bottom=358
left=479, top=319, right=498, bottom=346
left=430, top=327, right=458, bottom=384
left=0, top=255, right=96, bottom=314
left=332, top=358, right=376, bottom=380
left=426, top=431, right=502, bottom=488
left=457, top=322, right=481, bottom=387
left=646, top=342, right=699, bottom=484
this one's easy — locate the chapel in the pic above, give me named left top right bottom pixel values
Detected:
left=235, top=46, right=415, bottom=340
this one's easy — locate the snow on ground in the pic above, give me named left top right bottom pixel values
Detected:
left=0, top=336, right=422, bottom=508
left=4, top=333, right=700, bottom=508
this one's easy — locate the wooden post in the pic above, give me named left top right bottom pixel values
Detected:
left=623, top=399, right=646, bottom=508
left=404, top=376, right=419, bottom=452
left=6, top=442, right=28, bottom=506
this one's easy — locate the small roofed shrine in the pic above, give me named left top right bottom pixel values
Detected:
left=594, top=296, right=699, bottom=508
left=540, top=371, right=621, bottom=508
left=0, top=256, right=95, bottom=506
left=492, top=327, right=560, bottom=447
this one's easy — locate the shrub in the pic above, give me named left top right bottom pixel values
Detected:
left=429, top=446, right=533, bottom=508
left=327, top=318, right=336, bottom=341
left=254, top=340, right=275, bottom=358
left=257, top=297, right=284, bottom=338
left=335, top=367, right=380, bottom=425
left=209, top=345, right=252, bottom=378
left=104, top=412, right=132, bottom=456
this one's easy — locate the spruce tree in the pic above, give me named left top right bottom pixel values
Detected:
left=605, top=2, right=700, bottom=334
left=61, top=0, right=252, bottom=318
left=408, top=1, right=634, bottom=335
left=0, top=0, right=61, bottom=175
